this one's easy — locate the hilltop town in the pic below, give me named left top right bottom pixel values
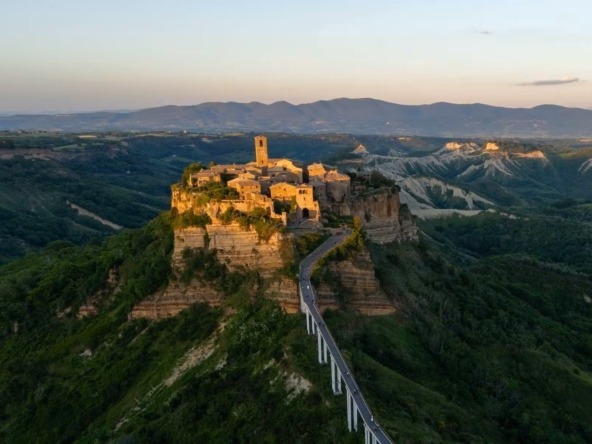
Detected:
left=172, top=135, right=352, bottom=228
left=127, top=135, right=417, bottom=319
left=171, top=135, right=416, bottom=239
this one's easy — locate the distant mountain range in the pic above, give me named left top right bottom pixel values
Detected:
left=2, top=98, right=592, bottom=137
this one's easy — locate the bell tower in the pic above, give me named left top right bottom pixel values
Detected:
left=254, top=135, right=269, bottom=168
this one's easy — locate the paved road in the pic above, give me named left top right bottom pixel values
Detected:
left=299, top=231, right=393, bottom=444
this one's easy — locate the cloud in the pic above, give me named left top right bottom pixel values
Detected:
left=475, top=30, right=493, bottom=35
left=519, top=77, right=580, bottom=86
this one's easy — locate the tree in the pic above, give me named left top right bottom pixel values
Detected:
left=181, top=163, right=204, bottom=188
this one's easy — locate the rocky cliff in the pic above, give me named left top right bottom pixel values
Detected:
left=131, top=222, right=300, bottom=318
left=130, top=279, right=224, bottom=319
left=172, top=222, right=290, bottom=278
left=334, top=187, right=418, bottom=244
left=130, top=166, right=415, bottom=319
left=131, top=190, right=415, bottom=318
left=316, top=247, right=396, bottom=315
left=78, top=267, right=119, bottom=318
left=265, top=277, right=300, bottom=314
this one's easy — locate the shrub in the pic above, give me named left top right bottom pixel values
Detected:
left=180, top=162, right=204, bottom=188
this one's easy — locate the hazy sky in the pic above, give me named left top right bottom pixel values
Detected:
left=2, top=0, right=591, bottom=113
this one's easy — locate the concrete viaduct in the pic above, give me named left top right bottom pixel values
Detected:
left=298, top=232, right=393, bottom=444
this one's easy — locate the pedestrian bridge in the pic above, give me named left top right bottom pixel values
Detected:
left=298, top=233, right=393, bottom=444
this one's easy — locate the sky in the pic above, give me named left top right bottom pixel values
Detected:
left=1, top=0, right=591, bottom=113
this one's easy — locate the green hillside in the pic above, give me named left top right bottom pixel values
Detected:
left=1, top=132, right=592, bottom=443
left=1, top=209, right=591, bottom=442
left=0, top=215, right=359, bottom=443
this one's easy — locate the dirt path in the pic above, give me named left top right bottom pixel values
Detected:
left=67, top=201, right=123, bottom=230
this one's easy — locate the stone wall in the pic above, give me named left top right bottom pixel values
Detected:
left=171, top=188, right=280, bottom=222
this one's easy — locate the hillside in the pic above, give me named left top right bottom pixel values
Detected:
left=350, top=138, right=592, bottom=215
left=2, top=99, right=592, bottom=137
left=0, top=216, right=362, bottom=443
left=1, top=204, right=591, bottom=442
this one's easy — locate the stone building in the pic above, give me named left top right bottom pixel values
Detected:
left=306, top=163, right=351, bottom=206
left=270, top=159, right=303, bottom=183
left=227, top=178, right=262, bottom=198
left=255, top=135, right=269, bottom=168
left=190, top=170, right=220, bottom=187
left=270, top=183, right=320, bottom=223
left=307, top=162, right=327, bottom=181
left=324, top=170, right=351, bottom=203
left=179, top=135, right=351, bottom=227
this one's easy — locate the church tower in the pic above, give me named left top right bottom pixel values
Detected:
left=254, top=135, right=269, bottom=168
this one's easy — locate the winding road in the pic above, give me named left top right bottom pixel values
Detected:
left=299, top=231, right=393, bottom=444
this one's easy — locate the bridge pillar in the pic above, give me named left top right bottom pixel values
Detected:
left=299, top=285, right=306, bottom=314
left=365, top=424, right=379, bottom=444
left=317, top=328, right=323, bottom=364
left=323, top=336, right=328, bottom=364
left=330, top=355, right=342, bottom=394
left=346, top=390, right=352, bottom=432
left=305, top=308, right=310, bottom=334
left=353, top=398, right=358, bottom=431
left=331, top=354, right=336, bottom=391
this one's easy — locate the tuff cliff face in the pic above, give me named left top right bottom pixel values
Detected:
left=266, top=278, right=300, bottom=314
left=334, top=187, right=418, bottom=244
left=172, top=223, right=289, bottom=278
left=130, top=279, right=223, bottom=319
left=131, top=222, right=300, bottom=318
left=78, top=267, right=119, bottom=318
left=316, top=247, right=396, bottom=315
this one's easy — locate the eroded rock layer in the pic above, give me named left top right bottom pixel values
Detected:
left=333, top=187, right=418, bottom=244
left=266, top=277, right=300, bottom=314
left=173, top=223, right=288, bottom=278
left=130, top=279, right=223, bottom=320
left=132, top=223, right=299, bottom=318
left=319, top=248, right=395, bottom=315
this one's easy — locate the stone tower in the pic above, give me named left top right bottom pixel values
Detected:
left=254, top=135, right=269, bottom=168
